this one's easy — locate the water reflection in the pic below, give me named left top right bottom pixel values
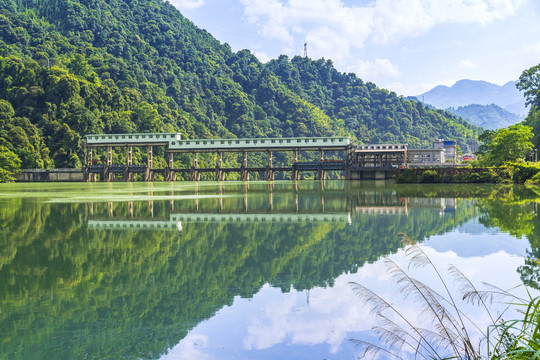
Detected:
left=0, top=182, right=537, bottom=360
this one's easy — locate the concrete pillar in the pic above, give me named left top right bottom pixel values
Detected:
left=125, top=146, right=133, bottom=182
left=145, top=146, right=153, bottom=182
left=292, top=150, right=299, bottom=181
left=216, top=152, right=223, bottom=181
left=191, top=152, right=200, bottom=181
left=104, top=146, right=113, bottom=182
left=85, top=147, right=94, bottom=182
left=344, top=146, right=350, bottom=179
left=166, top=152, right=175, bottom=181
left=318, top=149, right=325, bottom=181
left=241, top=151, right=249, bottom=181
left=266, top=151, right=274, bottom=181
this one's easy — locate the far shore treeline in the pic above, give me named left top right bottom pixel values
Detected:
left=0, top=0, right=480, bottom=181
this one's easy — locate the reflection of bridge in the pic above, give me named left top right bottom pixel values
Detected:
left=88, top=220, right=183, bottom=231
left=87, top=212, right=352, bottom=231
left=355, top=206, right=408, bottom=215
left=84, top=133, right=350, bottom=182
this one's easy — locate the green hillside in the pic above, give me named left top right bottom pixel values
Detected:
left=0, top=0, right=478, bottom=173
left=446, top=103, right=522, bottom=130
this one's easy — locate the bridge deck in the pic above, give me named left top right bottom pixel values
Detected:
left=167, top=137, right=350, bottom=152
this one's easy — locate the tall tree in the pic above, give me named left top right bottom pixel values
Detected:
left=478, top=124, right=534, bottom=165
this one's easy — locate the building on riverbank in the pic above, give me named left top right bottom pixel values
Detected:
left=407, top=149, right=445, bottom=165
left=434, top=139, right=457, bottom=162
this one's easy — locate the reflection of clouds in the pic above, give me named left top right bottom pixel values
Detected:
left=163, top=246, right=530, bottom=359
left=244, top=280, right=371, bottom=353
left=242, top=247, right=527, bottom=356
left=161, top=334, right=214, bottom=360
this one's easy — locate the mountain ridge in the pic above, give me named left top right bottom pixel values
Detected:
left=415, top=79, right=527, bottom=115
left=0, top=0, right=478, bottom=172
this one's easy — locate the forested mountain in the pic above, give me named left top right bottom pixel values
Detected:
left=446, top=104, right=522, bottom=130
left=0, top=0, right=478, bottom=171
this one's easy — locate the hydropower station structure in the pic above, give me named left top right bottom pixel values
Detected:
left=16, top=132, right=458, bottom=182
left=83, top=133, right=353, bottom=182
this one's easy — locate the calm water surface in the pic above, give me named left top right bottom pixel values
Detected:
left=0, top=181, right=538, bottom=359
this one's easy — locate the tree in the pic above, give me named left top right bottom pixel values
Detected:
left=0, top=144, right=21, bottom=182
left=517, top=64, right=540, bottom=109
left=479, top=124, right=534, bottom=165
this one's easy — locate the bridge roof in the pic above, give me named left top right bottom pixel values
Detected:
left=85, top=133, right=351, bottom=152
left=167, top=137, right=350, bottom=152
left=86, top=133, right=182, bottom=146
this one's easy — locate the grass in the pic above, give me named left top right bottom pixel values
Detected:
left=349, top=234, right=539, bottom=360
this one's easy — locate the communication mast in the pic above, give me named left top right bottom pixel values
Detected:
left=304, top=42, right=307, bottom=58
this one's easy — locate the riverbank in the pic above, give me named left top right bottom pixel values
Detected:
left=394, top=163, right=540, bottom=183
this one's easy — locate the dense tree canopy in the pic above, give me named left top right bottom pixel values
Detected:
left=476, top=124, right=534, bottom=166
left=0, top=0, right=479, bottom=177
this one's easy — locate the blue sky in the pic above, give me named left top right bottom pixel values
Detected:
left=169, top=0, right=540, bottom=96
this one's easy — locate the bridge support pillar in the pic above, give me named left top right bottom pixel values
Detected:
left=266, top=151, right=274, bottom=181
left=166, top=152, right=175, bottom=181
left=191, top=152, right=200, bottom=181
left=85, top=147, right=95, bottom=182
left=145, top=146, right=153, bottom=181
left=292, top=150, right=299, bottom=181
left=241, top=151, right=249, bottom=181
left=216, top=152, right=224, bottom=181
left=104, top=146, right=113, bottom=182
left=344, top=146, right=351, bottom=180
left=125, top=146, right=133, bottom=182
left=318, top=149, right=325, bottom=180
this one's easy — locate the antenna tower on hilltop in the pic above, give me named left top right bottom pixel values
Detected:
left=304, top=42, right=308, bottom=58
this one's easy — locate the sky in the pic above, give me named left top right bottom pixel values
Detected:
left=168, top=0, right=540, bottom=96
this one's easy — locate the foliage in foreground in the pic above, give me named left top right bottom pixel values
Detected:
left=349, top=234, right=539, bottom=360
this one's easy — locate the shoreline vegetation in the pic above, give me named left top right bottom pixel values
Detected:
left=394, top=162, right=540, bottom=185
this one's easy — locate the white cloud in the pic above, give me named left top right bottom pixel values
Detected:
left=169, top=0, right=205, bottom=9
left=348, top=58, right=401, bottom=82
left=240, top=0, right=527, bottom=51
left=238, top=0, right=529, bottom=81
left=253, top=51, right=272, bottom=63
left=459, top=58, right=476, bottom=69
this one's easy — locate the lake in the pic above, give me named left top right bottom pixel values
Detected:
left=0, top=181, right=537, bottom=360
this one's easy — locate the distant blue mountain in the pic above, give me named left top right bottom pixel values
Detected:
left=413, top=80, right=528, bottom=129
left=445, top=104, right=521, bottom=130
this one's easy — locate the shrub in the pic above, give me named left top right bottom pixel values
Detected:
left=508, top=162, right=540, bottom=183
left=420, top=169, right=439, bottom=183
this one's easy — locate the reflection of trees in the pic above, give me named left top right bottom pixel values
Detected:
left=474, top=186, right=540, bottom=290
left=0, top=185, right=477, bottom=360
